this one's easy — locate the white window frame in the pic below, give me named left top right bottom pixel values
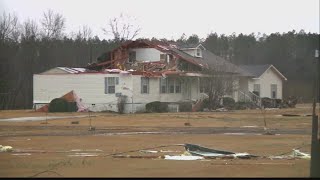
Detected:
left=175, top=79, right=181, bottom=93
left=160, top=78, right=167, bottom=94
left=160, top=77, right=181, bottom=94
left=271, top=84, right=277, bottom=99
left=141, top=77, right=149, bottom=94
left=196, top=48, right=201, bottom=57
left=253, top=84, right=261, bottom=97
left=105, top=77, right=119, bottom=94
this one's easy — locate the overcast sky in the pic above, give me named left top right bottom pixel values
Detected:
left=0, top=0, right=319, bottom=40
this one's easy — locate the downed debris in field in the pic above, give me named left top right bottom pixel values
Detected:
left=68, top=153, right=99, bottom=157
left=111, top=143, right=259, bottom=161
left=0, top=145, right=13, bottom=152
left=164, top=155, right=204, bottom=161
left=281, top=114, right=312, bottom=117
left=113, top=155, right=162, bottom=159
left=267, top=149, right=311, bottom=160
left=292, top=149, right=310, bottom=159
left=139, top=150, right=158, bottom=154
left=184, top=143, right=258, bottom=159
left=11, top=153, right=31, bottom=156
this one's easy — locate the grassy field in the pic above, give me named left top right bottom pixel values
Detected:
left=0, top=103, right=317, bottom=177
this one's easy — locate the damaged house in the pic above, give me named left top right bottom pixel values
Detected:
left=33, top=40, right=287, bottom=113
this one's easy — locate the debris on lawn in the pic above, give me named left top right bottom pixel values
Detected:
left=11, top=153, right=32, bottom=156
left=241, top=126, right=259, bottom=128
left=184, top=143, right=258, bottom=159
left=164, top=155, right=204, bottom=161
left=268, top=149, right=311, bottom=160
left=0, top=145, right=13, bottom=152
left=281, top=114, right=312, bottom=117
left=292, top=149, right=310, bottom=159
left=113, top=155, right=162, bottom=159
left=111, top=144, right=259, bottom=161
left=68, top=153, right=99, bottom=157
left=139, top=150, right=158, bottom=154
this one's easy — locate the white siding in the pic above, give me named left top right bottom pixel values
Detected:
left=248, top=68, right=283, bottom=99
left=131, top=48, right=162, bottom=62
left=182, top=48, right=202, bottom=57
left=33, top=73, right=133, bottom=112
left=183, top=49, right=197, bottom=57
left=33, top=74, right=201, bottom=113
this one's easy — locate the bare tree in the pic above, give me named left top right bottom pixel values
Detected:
left=21, top=19, right=39, bottom=40
left=40, top=9, right=65, bottom=39
left=201, top=64, right=237, bottom=109
left=102, top=13, right=141, bottom=42
left=0, top=11, right=20, bottom=42
left=74, top=25, right=92, bottom=41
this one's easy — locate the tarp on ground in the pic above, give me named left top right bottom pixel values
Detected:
left=35, top=90, right=88, bottom=112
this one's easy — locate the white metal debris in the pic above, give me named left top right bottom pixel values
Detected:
left=292, top=149, right=310, bottom=159
left=0, top=145, right=13, bottom=152
left=139, top=150, right=158, bottom=153
left=12, top=153, right=31, bottom=156
left=164, top=155, right=204, bottom=161
left=68, top=153, right=99, bottom=157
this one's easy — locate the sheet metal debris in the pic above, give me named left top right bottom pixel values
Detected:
left=0, top=145, right=13, bottom=152
left=164, top=155, right=204, bottom=161
left=184, top=144, right=258, bottom=159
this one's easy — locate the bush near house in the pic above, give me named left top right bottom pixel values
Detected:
left=145, top=101, right=168, bottom=113
left=222, top=97, right=235, bottom=109
left=48, top=98, right=78, bottom=112
left=233, top=101, right=257, bottom=110
left=178, top=102, right=192, bottom=112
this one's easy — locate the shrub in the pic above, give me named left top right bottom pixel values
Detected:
left=48, top=98, right=78, bottom=112
left=233, top=102, right=257, bottom=110
left=49, top=98, right=68, bottom=112
left=146, top=101, right=168, bottom=113
left=222, top=97, right=235, bottom=108
left=179, top=102, right=192, bottom=112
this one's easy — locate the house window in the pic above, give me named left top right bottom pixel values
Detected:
left=168, top=79, right=175, bottom=93
left=160, top=54, right=167, bottom=61
left=160, top=78, right=181, bottom=94
left=160, top=78, right=167, bottom=93
left=129, top=51, right=136, bottom=63
left=105, top=77, right=119, bottom=94
left=271, top=84, right=277, bottom=99
left=141, top=77, right=149, bottom=94
left=253, top=84, right=260, bottom=97
left=175, top=79, right=181, bottom=93
left=196, top=48, right=201, bottom=57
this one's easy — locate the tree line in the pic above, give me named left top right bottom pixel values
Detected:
left=0, top=10, right=319, bottom=109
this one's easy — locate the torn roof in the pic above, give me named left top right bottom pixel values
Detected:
left=239, top=64, right=287, bottom=80
left=175, top=42, right=206, bottom=50
left=57, top=67, right=87, bottom=74
left=87, top=39, right=254, bottom=77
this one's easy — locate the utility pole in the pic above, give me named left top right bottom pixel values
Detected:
left=310, top=49, right=320, bottom=177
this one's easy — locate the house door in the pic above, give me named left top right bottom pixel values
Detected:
left=271, top=84, right=277, bottom=99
